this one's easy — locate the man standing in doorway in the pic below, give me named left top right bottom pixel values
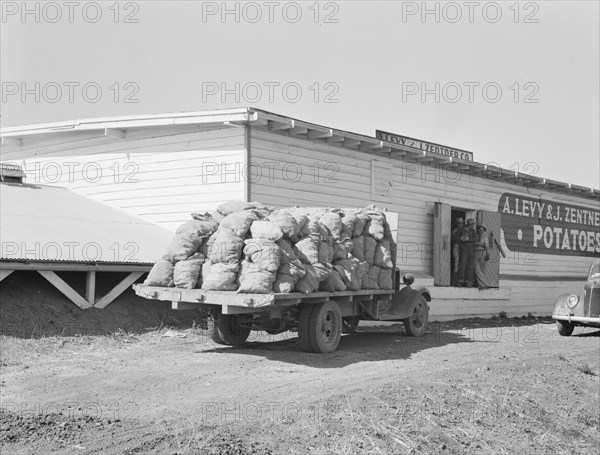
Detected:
left=451, top=217, right=464, bottom=286
left=458, top=218, right=476, bottom=287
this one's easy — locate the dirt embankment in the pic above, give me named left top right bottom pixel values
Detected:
left=0, top=271, right=207, bottom=338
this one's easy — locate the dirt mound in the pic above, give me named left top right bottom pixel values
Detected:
left=0, top=271, right=207, bottom=338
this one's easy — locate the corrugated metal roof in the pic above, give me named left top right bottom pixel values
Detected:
left=0, top=183, right=173, bottom=264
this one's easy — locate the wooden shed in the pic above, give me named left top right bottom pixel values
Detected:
left=1, top=107, right=598, bottom=320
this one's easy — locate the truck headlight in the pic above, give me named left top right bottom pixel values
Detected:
left=567, top=295, right=579, bottom=308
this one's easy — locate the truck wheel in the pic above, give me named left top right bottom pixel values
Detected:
left=209, top=315, right=225, bottom=344
left=403, top=295, right=429, bottom=337
left=298, top=304, right=313, bottom=352
left=556, top=320, right=575, bottom=337
left=342, top=317, right=360, bottom=334
left=308, top=301, right=343, bottom=353
left=211, top=314, right=251, bottom=346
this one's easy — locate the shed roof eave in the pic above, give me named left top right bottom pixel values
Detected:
left=0, top=107, right=255, bottom=137
left=0, top=260, right=153, bottom=272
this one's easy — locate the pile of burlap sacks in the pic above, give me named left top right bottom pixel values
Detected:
left=144, top=201, right=395, bottom=293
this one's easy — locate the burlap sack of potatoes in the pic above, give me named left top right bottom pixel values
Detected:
left=173, top=253, right=205, bottom=289
left=144, top=259, right=175, bottom=287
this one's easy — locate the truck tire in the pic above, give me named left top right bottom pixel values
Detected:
left=308, top=301, right=343, bottom=353
left=298, top=304, right=313, bottom=352
left=211, top=314, right=251, bottom=346
left=342, top=317, right=360, bottom=334
left=403, top=295, right=429, bottom=337
left=556, top=320, right=575, bottom=337
left=209, top=315, right=225, bottom=345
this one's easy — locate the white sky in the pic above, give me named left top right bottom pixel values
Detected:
left=1, top=0, right=599, bottom=190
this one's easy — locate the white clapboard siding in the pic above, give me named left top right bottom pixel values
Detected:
left=250, top=128, right=596, bottom=318
left=7, top=127, right=246, bottom=232
left=419, top=277, right=581, bottom=320
left=1, top=124, right=227, bottom=160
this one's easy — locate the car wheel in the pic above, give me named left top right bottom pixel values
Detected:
left=556, top=320, right=575, bottom=337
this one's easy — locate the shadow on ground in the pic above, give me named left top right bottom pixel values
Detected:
left=201, top=322, right=478, bottom=368
left=573, top=329, right=600, bottom=337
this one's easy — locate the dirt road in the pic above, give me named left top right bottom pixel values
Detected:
left=1, top=316, right=599, bottom=455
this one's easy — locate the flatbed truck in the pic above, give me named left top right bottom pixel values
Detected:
left=133, top=273, right=430, bottom=353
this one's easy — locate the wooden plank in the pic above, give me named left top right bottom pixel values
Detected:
left=1, top=137, right=22, bottom=147
left=38, top=270, right=91, bottom=309
left=245, top=124, right=251, bottom=202
left=94, top=272, right=144, bottom=309
left=86, top=271, right=96, bottom=305
left=133, top=285, right=394, bottom=307
left=433, top=202, right=451, bottom=286
left=477, top=210, right=501, bottom=288
left=268, top=120, right=293, bottom=131
left=428, top=287, right=511, bottom=300
left=14, top=127, right=244, bottom=159
left=36, top=152, right=246, bottom=190
left=0, top=270, right=14, bottom=281
left=252, top=135, right=372, bottom=169
left=385, top=211, right=399, bottom=289
left=298, top=297, right=329, bottom=304
left=104, top=128, right=126, bottom=140
left=307, top=129, right=333, bottom=140
left=172, top=301, right=201, bottom=310
left=134, top=286, right=275, bottom=306
left=222, top=305, right=268, bottom=315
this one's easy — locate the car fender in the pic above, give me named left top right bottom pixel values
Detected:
left=552, top=293, right=577, bottom=317
left=552, top=293, right=584, bottom=316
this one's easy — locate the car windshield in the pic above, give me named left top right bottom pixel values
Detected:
left=588, top=263, right=600, bottom=280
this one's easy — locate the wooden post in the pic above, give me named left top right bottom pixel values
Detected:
left=86, top=271, right=96, bottom=305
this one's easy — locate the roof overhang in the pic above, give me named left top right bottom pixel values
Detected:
left=2, top=107, right=599, bottom=201
left=0, top=107, right=256, bottom=138
left=0, top=261, right=152, bottom=272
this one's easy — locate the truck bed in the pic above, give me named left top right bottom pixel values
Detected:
left=133, top=284, right=394, bottom=311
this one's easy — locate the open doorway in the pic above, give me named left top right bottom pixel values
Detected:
left=450, top=209, right=466, bottom=286
left=434, top=203, right=503, bottom=288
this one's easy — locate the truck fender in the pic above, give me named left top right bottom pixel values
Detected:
left=390, top=286, right=427, bottom=319
left=413, top=285, right=431, bottom=303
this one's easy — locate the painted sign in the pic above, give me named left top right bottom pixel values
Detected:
left=375, top=130, right=474, bottom=161
left=498, top=192, right=600, bottom=257
left=0, top=162, right=25, bottom=178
